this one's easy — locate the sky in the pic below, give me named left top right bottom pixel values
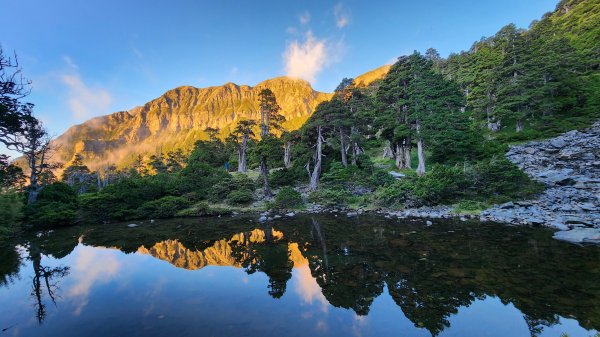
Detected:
left=1, top=0, right=558, bottom=142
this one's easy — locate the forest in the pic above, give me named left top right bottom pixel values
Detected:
left=0, top=0, right=598, bottom=233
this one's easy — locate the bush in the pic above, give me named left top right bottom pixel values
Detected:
left=0, top=192, right=23, bottom=239
left=209, top=174, right=256, bottom=203
left=176, top=201, right=232, bottom=217
left=272, top=187, right=303, bottom=209
left=269, top=168, right=296, bottom=187
left=25, top=182, right=78, bottom=227
left=226, top=189, right=254, bottom=206
left=308, top=188, right=353, bottom=207
left=137, top=196, right=192, bottom=219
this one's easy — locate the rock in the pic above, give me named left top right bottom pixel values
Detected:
left=285, top=212, right=295, bottom=217
left=127, top=224, right=139, bottom=228
left=273, top=215, right=282, bottom=219
left=347, top=212, right=358, bottom=217
left=553, top=228, right=600, bottom=244
left=258, top=215, right=268, bottom=222
left=426, top=220, right=433, bottom=226
left=550, top=138, right=567, bottom=148
left=389, top=171, right=406, bottom=179
left=481, top=121, right=600, bottom=244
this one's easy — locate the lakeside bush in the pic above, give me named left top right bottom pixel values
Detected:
left=226, top=189, right=254, bottom=206
left=24, top=183, right=78, bottom=227
left=272, top=187, right=303, bottom=209
left=137, top=196, right=192, bottom=219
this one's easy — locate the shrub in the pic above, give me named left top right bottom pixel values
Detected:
left=24, top=182, right=78, bottom=227
left=308, top=188, right=353, bottom=207
left=209, top=174, right=256, bottom=203
left=176, top=201, right=232, bottom=217
left=272, top=187, right=303, bottom=209
left=269, top=168, right=296, bottom=187
left=0, top=192, right=23, bottom=239
left=226, top=189, right=254, bottom=206
left=137, top=196, right=192, bottom=219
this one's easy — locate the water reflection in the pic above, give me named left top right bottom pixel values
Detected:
left=1, top=215, right=599, bottom=337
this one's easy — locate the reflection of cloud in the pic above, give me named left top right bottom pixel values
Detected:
left=334, top=3, right=350, bottom=28
left=352, top=314, right=368, bottom=337
left=67, top=246, right=121, bottom=315
left=289, top=243, right=329, bottom=313
left=299, top=11, right=311, bottom=25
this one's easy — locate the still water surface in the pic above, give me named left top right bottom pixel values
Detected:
left=0, top=215, right=599, bottom=337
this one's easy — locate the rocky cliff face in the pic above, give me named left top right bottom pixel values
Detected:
left=481, top=121, right=600, bottom=244
left=54, top=77, right=333, bottom=169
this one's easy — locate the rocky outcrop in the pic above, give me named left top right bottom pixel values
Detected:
left=481, top=121, right=600, bottom=244
left=53, top=77, right=333, bottom=169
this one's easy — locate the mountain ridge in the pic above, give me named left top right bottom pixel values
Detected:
left=53, top=69, right=389, bottom=169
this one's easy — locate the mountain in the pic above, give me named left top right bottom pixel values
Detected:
left=54, top=77, right=333, bottom=169
left=353, top=65, right=391, bottom=87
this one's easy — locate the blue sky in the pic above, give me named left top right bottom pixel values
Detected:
left=1, top=0, right=557, bottom=139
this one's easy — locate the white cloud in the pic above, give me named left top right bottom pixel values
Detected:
left=299, top=11, right=311, bottom=25
left=334, top=3, right=350, bottom=28
left=284, top=31, right=344, bottom=84
left=59, top=57, right=112, bottom=121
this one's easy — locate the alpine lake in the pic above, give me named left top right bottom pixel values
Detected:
left=1, top=215, right=599, bottom=337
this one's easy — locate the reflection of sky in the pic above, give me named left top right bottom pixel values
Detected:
left=0, top=242, right=597, bottom=337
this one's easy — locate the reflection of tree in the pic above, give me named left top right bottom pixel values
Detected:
left=235, top=225, right=293, bottom=299
left=0, top=244, right=21, bottom=287
left=65, top=215, right=600, bottom=335
left=29, top=245, right=69, bottom=324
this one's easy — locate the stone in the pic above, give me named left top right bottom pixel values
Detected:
left=389, top=171, right=406, bottom=179
left=426, top=220, right=433, bottom=226
left=553, top=228, right=600, bottom=244
left=347, top=212, right=358, bottom=217
left=258, top=215, right=268, bottom=222
left=285, top=212, right=295, bottom=217
left=127, top=224, right=139, bottom=228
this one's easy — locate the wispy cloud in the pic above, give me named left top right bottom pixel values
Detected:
left=59, top=57, right=112, bottom=121
left=334, top=3, right=350, bottom=28
left=283, top=31, right=344, bottom=84
left=299, top=11, right=311, bottom=25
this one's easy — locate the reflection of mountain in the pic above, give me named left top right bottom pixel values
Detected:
left=137, top=228, right=284, bottom=270
left=37, top=215, right=599, bottom=336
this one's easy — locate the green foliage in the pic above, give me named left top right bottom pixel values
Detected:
left=375, top=159, right=542, bottom=207
left=308, top=188, right=354, bottom=207
left=209, top=174, right=256, bottom=203
left=226, top=189, right=254, bottom=206
left=175, top=201, right=231, bottom=217
left=25, top=182, right=78, bottom=227
left=272, top=187, right=303, bottom=209
left=269, top=168, right=296, bottom=187
left=0, top=192, right=23, bottom=240
left=137, top=196, right=192, bottom=219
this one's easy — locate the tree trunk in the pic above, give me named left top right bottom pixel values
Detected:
left=27, top=155, right=39, bottom=205
left=351, top=142, right=360, bottom=166
left=238, top=134, right=248, bottom=172
left=284, top=141, right=292, bottom=168
left=307, top=126, right=323, bottom=192
left=403, top=137, right=412, bottom=169
left=416, top=121, right=425, bottom=176
left=382, top=141, right=394, bottom=159
left=339, top=128, right=348, bottom=167
left=394, top=143, right=404, bottom=169
left=260, top=159, right=271, bottom=197
left=516, top=120, right=524, bottom=133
